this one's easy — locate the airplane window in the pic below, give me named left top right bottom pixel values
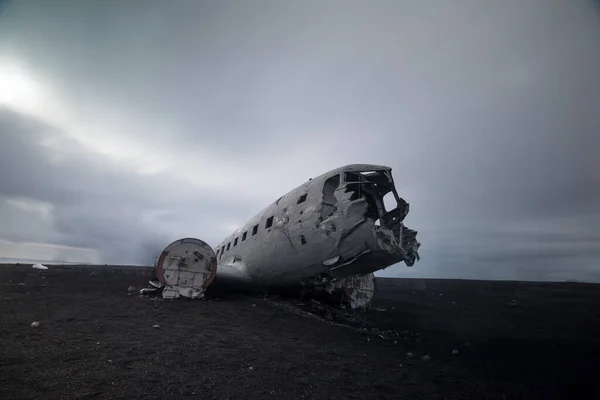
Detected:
left=265, top=216, right=274, bottom=229
left=297, top=194, right=307, bottom=204
left=234, top=237, right=238, bottom=246
left=320, top=174, right=340, bottom=219
left=252, top=224, right=258, bottom=235
left=227, top=242, right=231, bottom=250
left=383, top=191, right=398, bottom=212
left=242, top=231, right=247, bottom=241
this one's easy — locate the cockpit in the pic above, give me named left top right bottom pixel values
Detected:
left=342, top=169, right=407, bottom=222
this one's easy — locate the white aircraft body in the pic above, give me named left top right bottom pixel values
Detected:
left=148, top=164, right=420, bottom=307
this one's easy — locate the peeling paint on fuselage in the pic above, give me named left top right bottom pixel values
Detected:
left=215, top=164, right=420, bottom=289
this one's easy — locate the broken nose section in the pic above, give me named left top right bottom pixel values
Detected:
left=325, top=221, right=420, bottom=280
left=375, top=224, right=421, bottom=267
left=146, top=238, right=217, bottom=299
left=399, top=226, right=421, bottom=266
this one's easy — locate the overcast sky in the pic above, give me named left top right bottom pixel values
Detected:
left=0, top=0, right=599, bottom=281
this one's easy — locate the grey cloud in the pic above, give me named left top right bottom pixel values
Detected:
left=0, top=0, right=599, bottom=280
left=0, top=109, right=265, bottom=263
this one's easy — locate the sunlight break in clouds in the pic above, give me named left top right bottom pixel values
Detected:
left=0, top=57, right=317, bottom=195
left=0, top=58, right=232, bottom=187
left=0, top=59, right=176, bottom=177
left=0, top=60, right=45, bottom=113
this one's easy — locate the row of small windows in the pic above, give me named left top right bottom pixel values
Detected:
left=216, top=192, right=308, bottom=258
left=217, top=221, right=259, bottom=259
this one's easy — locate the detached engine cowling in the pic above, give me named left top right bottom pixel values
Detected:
left=153, top=238, right=217, bottom=299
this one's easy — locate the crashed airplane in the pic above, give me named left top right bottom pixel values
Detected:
left=143, top=164, right=421, bottom=308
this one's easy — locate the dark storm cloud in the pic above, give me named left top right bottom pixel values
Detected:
left=0, top=0, right=599, bottom=279
left=0, top=109, right=265, bottom=263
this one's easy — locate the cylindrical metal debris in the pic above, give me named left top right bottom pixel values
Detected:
left=155, top=238, right=217, bottom=299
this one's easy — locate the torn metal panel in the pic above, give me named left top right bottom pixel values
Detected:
left=343, top=273, right=376, bottom=309
left=154, top=238, right=216, bottom=299
left=304, top=273, right=376, bottom=309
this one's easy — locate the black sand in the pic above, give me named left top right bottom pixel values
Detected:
left=1, top=265, right=599, bottom=399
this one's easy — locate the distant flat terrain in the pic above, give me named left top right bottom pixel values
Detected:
left=1, top=264, right=599, bottom=400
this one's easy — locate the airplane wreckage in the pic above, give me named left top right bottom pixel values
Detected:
left=141, top=164, right=421, bottom=309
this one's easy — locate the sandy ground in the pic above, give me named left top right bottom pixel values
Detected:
left=1, top=264, right=599, bottom=400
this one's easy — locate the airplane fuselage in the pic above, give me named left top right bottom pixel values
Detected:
left=213, top=164, right=420, bottom=289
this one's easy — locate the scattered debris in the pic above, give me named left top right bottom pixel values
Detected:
left=248, top=366, right=254, bottom=370
left=508, top=299, right=519, bottom=307
left=251, top=304, right=257, bottom=307
left=406, top=352, right=414, bottom=358
left=139, top=287, right=161, bottom=296
left=149, top=280, right=162, bottom=289
left=452, top=349, right=459, bottom=355
left=270, top=299, right=364, bottom=331
left=422, top=355, right=431, bottom=361
left=18, top=283, right=25, bottom=286
left=152, top=324, right=160, bottom=329
left=398, top=364, right=403, bottom=368
left=267, top=298, right=418, bottom=346
left=127, top=286, right=136, bottom=292
left=31, top=321, right=40, bottom=328
left=374, top=307, right=387, bottom=312
left=32, top=263, right=48, bottom=270
left=162, top=286, right=202, bottom=299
